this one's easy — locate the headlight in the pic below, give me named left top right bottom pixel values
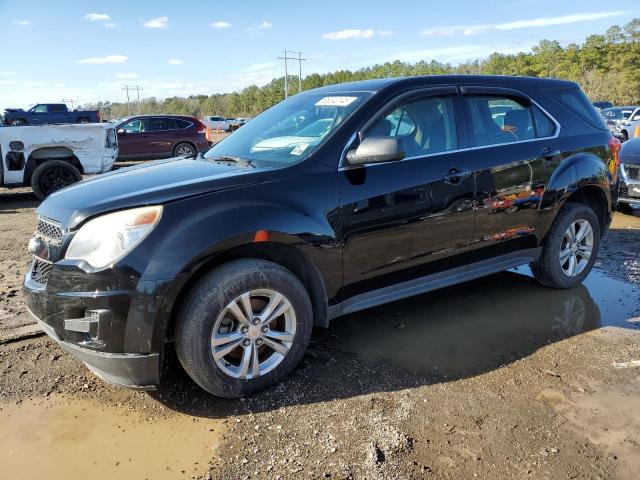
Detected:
left=65, top=206, right=162, bottom=269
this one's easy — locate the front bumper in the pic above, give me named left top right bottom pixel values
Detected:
left=26, top=305, right=160, bottom=390
left=618, top=164, right=640, bottom=204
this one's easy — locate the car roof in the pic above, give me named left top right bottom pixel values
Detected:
left=303, top=75, right=578, bottom=95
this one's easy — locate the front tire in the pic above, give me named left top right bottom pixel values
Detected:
left=531, top=202, right=600, bottom=289
left=31, top=160, right=82, bottom=200
left=11, top=119, right=26, bottom=126
left=175, top=259, right=313, bottom=398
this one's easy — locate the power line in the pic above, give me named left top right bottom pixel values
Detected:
left=122, top=85, right=143, bottom=115
left=61, top=98, right=79, bottom=110
left=277, top=50, right=306, bottom=99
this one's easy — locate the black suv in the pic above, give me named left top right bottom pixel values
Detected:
left=24, top=75, right=620, bottom=397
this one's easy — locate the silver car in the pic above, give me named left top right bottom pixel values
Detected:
left=601, top=106, right=640, bottom=141
left=619, top=137, right=640, bottom=206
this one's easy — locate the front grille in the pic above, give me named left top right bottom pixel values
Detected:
left=36, top=217, right=63, bottom=244
left=31, top=258, right=53, bottom=284
left=624, top=164, right=640, bottom=180
left=620, top=187, right=629, bottom=199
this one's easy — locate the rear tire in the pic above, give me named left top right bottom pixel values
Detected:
left=31, top=160, right=82, bottom=200
left=531, top=202, right=600, bottom=289
left=175, top=259, right=313, bottom=398
left=173, top=142, right=196, bottom=157
left=11, top=119, right=26, bottom=126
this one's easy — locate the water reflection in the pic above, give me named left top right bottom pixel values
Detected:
left=314, top=269, right=637, bottom=378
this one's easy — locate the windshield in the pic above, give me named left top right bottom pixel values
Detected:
left=204, top=92, right=372, bottom=164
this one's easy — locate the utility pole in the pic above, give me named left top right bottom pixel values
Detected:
left=277, top=50, right=306, bottom=99
left=278, top=51, right=289, bottom=99
left=61, top=98, right=78, bottom=109
left=122, top=85, right=143, bottom=115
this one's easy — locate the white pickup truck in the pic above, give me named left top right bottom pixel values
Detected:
left=0, top=123, right=118, bottom=199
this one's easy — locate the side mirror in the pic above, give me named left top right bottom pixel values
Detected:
left=346, top=136, right=405, bottom=165
left=117, top=128, right=125, bottom=135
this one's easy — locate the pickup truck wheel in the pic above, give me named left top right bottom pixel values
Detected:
left=531, top=202, right=600, bottom=289
left=77, top=118, right=90, bottom=124
left=11, top=119, right=26, bottom=126
left=173, top=142, right=196, bottom=157
left=31, top=160, right=82, bottom=200
left=175, top=259, right=313, bottom=398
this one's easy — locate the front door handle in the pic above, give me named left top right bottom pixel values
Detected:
left=540, top=146, right=561, bottom=160
left=443, top=168, right=471, bottom=184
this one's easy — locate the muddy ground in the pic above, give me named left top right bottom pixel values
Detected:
left=1, top=185, right=639, bottom=480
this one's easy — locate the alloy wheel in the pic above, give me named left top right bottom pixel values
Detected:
left=211, top=289, right=296, bottom=380
left=559, top=219, right=593, bottom=277
left=176, top=145, right=194, bottom=156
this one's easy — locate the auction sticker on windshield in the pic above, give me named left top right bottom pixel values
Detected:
left=291, top=143, right=309, bottom=155
left=315, top=96, right=358, bottom=107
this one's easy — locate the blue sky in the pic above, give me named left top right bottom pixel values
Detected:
left=0, top=0, right=637, bottom=110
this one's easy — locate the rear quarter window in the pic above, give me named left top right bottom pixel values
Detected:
left=546, top=88, right=608, bottom=131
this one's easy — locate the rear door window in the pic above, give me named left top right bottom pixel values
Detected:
left=145, top=118, right=169, bottom=132
left=466, top=96, right=536, bottom=146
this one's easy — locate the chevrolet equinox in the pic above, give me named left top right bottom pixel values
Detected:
left=24, top=76, right=621, bottom=397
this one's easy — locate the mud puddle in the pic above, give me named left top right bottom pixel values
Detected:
left=313, top=268, right=639, bottom=377
left=0, top=395, right=223, bottom=480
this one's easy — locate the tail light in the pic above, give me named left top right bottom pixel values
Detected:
left=97, top=111, right=101, bottom=122
left=609, top=135, right=621, bottom=177
left=194, top=120, right=206, bottom=134
left=205, top=126, right=212, bottom=142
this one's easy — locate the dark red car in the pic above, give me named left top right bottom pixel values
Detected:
left=115, top=115, right=209, bottom=160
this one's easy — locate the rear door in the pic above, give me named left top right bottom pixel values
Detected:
left=339, top=88, right=476, bottom=299
left=459, top=86, right=561, bottom=261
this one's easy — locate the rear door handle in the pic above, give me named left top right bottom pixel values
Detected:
left=443, top=168, right=471, bottom=184
left=540, top=147, right=561, bottom=159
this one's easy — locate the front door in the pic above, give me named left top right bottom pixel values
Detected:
left=339, top=90, right=476, bottom=299
left=117, top=119, right=153, bottom=159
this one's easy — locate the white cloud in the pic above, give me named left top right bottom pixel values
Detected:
left=85, top=13, right=111, bottom=21
left=12, top=20, right=31, bottom=27
left=323, top=29, right=376, bottom=40
left=116, top=72, right=139, bottom=79
left=143, top=17, right=168, bottom=29
left=167, top=58, right=183, bottom=65
left=0, top=71, right=16, bottom=76
left=245, top=62, right=276, bottom=72
left=210, top=21, right=231, bottom=29
left=383, top=42, right=537, bottom=63
left=421, top=11, right=625, bottom=37
left=259, top=21, right=273, bottom=29
left=104, top=23, right=117, bottom=28
left=377, top=30, right=393, bottom=37
left=77, top=54, right=128, bottom=64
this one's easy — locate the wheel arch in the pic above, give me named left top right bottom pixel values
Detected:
left=24, top=147, right=84, bottom=184
left=162, top=239, right=330, bottom=345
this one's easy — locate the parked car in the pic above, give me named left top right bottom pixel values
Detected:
left=115, top=115, right=209, bottom=160
left=593, top=101, right=613, bottom=111
left=202, top=116, right=230, bottom=132
left=618, top=137, right=640, bottom=208
left=227, top=117, right=250, bottom=131
left=24, top=75, right=619, bottom=397
left=3, top=104, right=101, bottom=126
left=600, top=106, right=640, bottom=141
left=0, top=123, right=118, bottom=199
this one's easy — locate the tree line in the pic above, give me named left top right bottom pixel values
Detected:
left=92, top=18, right=640, bottom=120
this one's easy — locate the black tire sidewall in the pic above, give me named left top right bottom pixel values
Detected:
left=173, top=142, right=195, bottom=157
left=176, top=260, right=313, bottom=397
left=538, top=203, right=601, bottom=288
left=31, top=160, right=82, bottom=200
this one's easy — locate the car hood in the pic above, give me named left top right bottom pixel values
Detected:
left=37, top=158, right=271, bottom=228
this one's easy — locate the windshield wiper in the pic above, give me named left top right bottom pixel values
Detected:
left=208, top=155, right=255, bottom=168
